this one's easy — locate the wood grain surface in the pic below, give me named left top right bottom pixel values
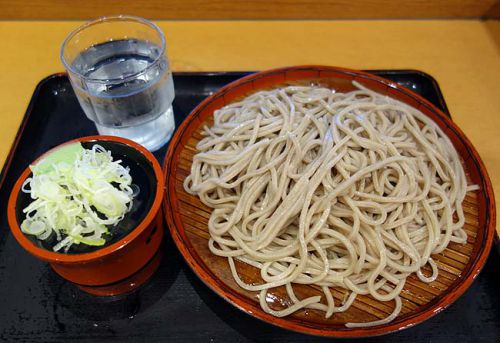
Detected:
left=0, top=0, right=498, bottom=20
left=163, top=66, right=496, bottom=337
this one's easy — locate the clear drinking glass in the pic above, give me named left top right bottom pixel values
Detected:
left=61, top=15, right=175, bottom=151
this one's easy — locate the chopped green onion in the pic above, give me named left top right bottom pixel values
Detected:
left=20, top=143, right=136, bottom=253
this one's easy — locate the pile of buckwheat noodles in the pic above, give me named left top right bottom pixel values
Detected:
left=184, top=81, right=475, bottom=327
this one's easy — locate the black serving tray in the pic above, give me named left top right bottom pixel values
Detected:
left=0, top=71, right=498, bottom=342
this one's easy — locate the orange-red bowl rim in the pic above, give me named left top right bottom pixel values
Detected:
left=8, top=135, right=165, bottom=263
left=162, top=65, right=496, bottom=337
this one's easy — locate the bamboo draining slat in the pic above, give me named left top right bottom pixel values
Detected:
left=176, top=156, right=480, bottom=326
left=163, top=66, right=496, bottom=337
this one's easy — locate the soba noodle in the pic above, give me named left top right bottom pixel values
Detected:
left=184, top=82, right=471, bottom=327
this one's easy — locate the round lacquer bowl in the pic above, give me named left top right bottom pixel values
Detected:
left=163, top=66, right=496, bottom=337
left=8, top=135, right=164, bottom=296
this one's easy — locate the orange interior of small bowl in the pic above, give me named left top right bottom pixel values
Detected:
left=164, top=66, right=496, bottom=337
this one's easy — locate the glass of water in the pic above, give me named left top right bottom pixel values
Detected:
left=61, top=15, right=175, bottom=151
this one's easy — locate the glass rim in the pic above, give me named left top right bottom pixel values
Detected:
left=60, top=15, right=166, bottom=84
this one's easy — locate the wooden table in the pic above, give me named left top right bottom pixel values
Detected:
left=0, top=20, right=499, bottom=236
